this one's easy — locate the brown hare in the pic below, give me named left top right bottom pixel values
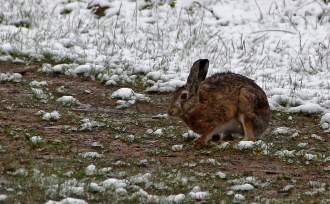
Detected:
left=168, top=59, right=271, bottom=148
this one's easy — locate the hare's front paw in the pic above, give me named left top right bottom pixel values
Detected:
left=193, top=137, right=206, bottom=149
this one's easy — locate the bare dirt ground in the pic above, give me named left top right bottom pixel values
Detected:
left=0, top=62, right=329, bottom=203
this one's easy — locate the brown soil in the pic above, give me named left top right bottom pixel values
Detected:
left=0, top=62, right=329, bottom=203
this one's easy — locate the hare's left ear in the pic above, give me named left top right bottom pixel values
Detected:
left=186, top=59, right=209, bottom=96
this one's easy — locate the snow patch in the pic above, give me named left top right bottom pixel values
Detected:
left=231, top=184, right=255, bottom=191
left=30, top=136, right=43, bottom=145
left=288, top=103, right=324, bottom=114
left=0, top=73, right=22, bottom=83
left=171, top=144, right=183, bottom=152
left=79, top=152, right=103, bottom=159
left=37, top=110, right=60, bottom=121
left=56, top=96, right=79, bottom=106
left=101, top=178, right=128, bottom=189
left=45, top=198, right=87, bottom=204
left=236, top=141, right=255, bottom=150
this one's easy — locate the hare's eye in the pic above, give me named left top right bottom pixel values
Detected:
left=180, top=92, right=188, bottom=100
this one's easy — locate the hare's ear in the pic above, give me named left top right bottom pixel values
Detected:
left=186, top=59, right=209, bottom=96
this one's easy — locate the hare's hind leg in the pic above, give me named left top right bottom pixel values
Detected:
left=238, top=88, right=257, bottom=141
left=239, top=114, right=256, bottom=141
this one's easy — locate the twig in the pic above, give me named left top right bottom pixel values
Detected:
left=251, top=29, right=297, bottom=35
left=13, top=65, right=39, bottom=75
left=254, top=0, right=264, bottom=21
left=71, top=107, right=124, bottom=114
left=193, top=1, right=220, bottom=20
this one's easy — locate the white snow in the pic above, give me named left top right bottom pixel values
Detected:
left=0, top=194, right=8, bottom=201
left=215, top=171, right=226, bottom=179
left=182, top=130, right=200, bottom=140
left=153, top=128, right=163, bottom=136
left=38, top=111, right=60, bottom=121
left=188, top=191, right=209, bottom=200
left=89, top=182, right=105, bottom=193
left=98, top=167, right=112, bottom=175
left=166, top=194, right=185, bottom=203
left=320, top=113, right=330, bottom=129
left=85, top=164, right=97, bottom=176
left=231, top=184, right=255, bottom=191
left=233, top=194, right=245, bottom=203
left=236, top=141, right=255, bottom=150
left=171, top=144, right=183, bottom=152
left=79, top=118, right=104, bottom=131
left=10, top=168, right=28, bottom=177
left=282, top=184, right=295, bottom=192
left=45, top=198, right=87, bottom=204
left=41, top=64, right=78, bottom=75
left=111, top=88, right=150, bottom=109
left=189, top=186, right=209, bottom=200
left=321, top=122, right=329, bottom=130
left=111, top=88, right=135, bottom=100
left=311, top=134, right=324, bottom=141
left=0, top=73, right=22, bottom=83
left=288, top=103, right=325, bottom=114
left=31, top=88, right=49, bottom=102
left=275, top=150, right=296, bottom=158
left=79, top=152, right=103, bottom=159
left=115, top=187, right=128, bottom=196
left=101, top=178, right=128, bottom=189
left=30, top=136, right=43, bottom=145
left=29, top=80, right=48, bottom=87
left=56, top=96, right=79, bottom=106
left=272, top=127, right=295, bottom=135
left=130, top=173, right=151, bottom=185
left=304, top=153, right=318, bottom=161
left=0, top=0, right=328, bottom=110
left=297, top=143, right=308, bottom=149
left=218, top=142, right=230, bottom=149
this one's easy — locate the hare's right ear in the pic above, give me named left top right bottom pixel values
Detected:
left=186, top=59, right=209, bottom=96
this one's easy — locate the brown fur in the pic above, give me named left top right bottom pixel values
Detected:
left=168, top=60, right=271, bottom=148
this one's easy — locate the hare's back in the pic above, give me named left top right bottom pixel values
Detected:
left=199, top=72, right=268, bottom=107
left=204, top=72, right=262, bottom=91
